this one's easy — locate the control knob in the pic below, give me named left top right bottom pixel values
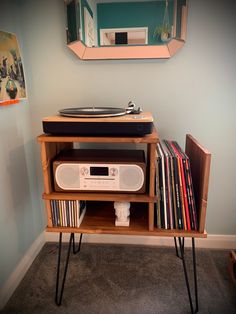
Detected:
left=110, top=167, right=118, bottom=176
left=80, top=167, right=89, bottom=176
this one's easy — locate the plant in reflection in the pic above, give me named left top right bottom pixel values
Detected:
left=154, top=0, right=172, bottom=43
left=154, top=25, right=172, bottom=43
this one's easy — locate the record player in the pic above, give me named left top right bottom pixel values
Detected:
left=42, top=104, right=154, bottom=136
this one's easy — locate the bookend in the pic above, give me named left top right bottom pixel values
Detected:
left=55, top=233, right=83, bottom=306
left=174, top=237, right=198, bottom=314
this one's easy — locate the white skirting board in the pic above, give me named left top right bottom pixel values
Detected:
left=0, top=231, right=45, bottom=310
left=1, top=231, right=236, bottom=310
left=45, top=232, right=236, bottom=249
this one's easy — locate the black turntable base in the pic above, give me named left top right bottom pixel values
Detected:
left=42, top=112, right=153, bottom=136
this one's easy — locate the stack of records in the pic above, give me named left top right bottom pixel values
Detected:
left=156, top=141, right=197, bottom=231
left=50, top=200, right=86, bottom=228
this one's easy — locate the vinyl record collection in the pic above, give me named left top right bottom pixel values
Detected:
left=156, top=140, right=198, bottom=231
left=50, top=200, right=86, bottom=227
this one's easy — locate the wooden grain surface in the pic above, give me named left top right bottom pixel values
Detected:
left=42, top=112, right=153, bottom=123
left=43, top=192, right=156, bottom=203
left=185, top=134, right=211, bottom=233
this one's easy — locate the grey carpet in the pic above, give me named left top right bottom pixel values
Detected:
left=2, top=243, right=236, bottom=314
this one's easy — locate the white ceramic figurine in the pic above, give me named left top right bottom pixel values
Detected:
left=114, top=201, right=130, bottom=227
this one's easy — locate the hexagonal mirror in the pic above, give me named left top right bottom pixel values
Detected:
left=65, top=0, right=188, bottom=60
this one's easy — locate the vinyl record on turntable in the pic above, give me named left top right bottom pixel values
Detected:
left=58, top=101, right=142, bottom=118
left=59, top=107, right=127, bottom=118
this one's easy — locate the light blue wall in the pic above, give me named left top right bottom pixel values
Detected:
left=0, top=0, right=44, bottom=291
left=19, top=0, right=236, bottom=234
left=1, top=0, right=236, bottom=297
left=19, top=0, right=236, bottom=236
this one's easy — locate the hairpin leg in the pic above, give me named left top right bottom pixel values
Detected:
left=55, top=233, right=73, bottom=306
left=72, top=233, right=83, bottom=254
left=174, top=237, right=179, bottom=257
left=55, top=232, right=83, bottom=305
left=178, top=237, right=199, bottom=314
left=192, top=238, right=199, bottom=313
left=174, top=237, right=185, bottom=259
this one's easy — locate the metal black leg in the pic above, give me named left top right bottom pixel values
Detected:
left=174, top=237, right=179, bottom=257
left=55, top=233, right=73, bottom=306
left=55, top=233, right=83, bottom=305
left=174, top=237, right=185, bottom=259
left=72, top=233, right=83, bottom=254
left=192, top=238, right=199, bottom=312
left=178, top=237, right=198, bottom=314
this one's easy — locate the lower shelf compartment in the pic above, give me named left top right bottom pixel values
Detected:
left=48, top=201, right=149, bottom=235
left=82, top=201, right=149, bottom=234
left=46, top=201, right=207, bottom=237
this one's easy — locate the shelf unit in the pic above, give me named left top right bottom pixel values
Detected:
left=37, top=128, right=211, bottom=312
left=37, top=128, right=210, bottom=239
left=38, top=128, right=158, bottom=233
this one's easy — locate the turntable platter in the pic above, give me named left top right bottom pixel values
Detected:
left=59, top=107, right=126, bottom=118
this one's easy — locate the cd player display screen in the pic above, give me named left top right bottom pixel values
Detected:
left=90, top=167, right=109, bottom=176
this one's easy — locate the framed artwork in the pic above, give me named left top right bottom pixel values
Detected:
left=0, top=30, right=26, bottom=105
left=84, top=7, right=94, bottom=47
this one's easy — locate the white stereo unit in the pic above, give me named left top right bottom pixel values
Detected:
left=53, top=149, right=146, bottom=193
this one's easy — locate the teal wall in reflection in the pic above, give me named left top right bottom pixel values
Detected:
left=97, top=1, right=174, bottom=45
left=67, top=0, right=79, bottom=42
left=81, top=0, right=94, bottom=43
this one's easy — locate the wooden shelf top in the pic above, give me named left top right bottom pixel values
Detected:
left=37, top=126, right=159, bottom=144
left=43, top=192, right=156, bottom=203
left=46, top=226, right=207, bottom=238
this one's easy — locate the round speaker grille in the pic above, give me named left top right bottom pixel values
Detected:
left=56, top=164, right=80, bottom=189
left=119, top=166, right=144, bottom=191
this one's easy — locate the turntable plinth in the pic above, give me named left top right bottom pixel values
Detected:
left=42, top=112, right=154, bottom=136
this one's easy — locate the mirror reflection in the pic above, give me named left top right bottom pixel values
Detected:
left=66, top=0, right=186, bottom=47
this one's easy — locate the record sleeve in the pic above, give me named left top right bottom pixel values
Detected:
left=172, top=141, right=198, bottom=230
left=163, top=140, right=178, bottom=229
left=155, top=150, right=162, bottom=229
left=171, top=141, right=191, bottom=231
left=157, top=143, right=166, bottom=229
left=167, top=141, right=183, bottom=230
left=161, top=141, right=174, bottom=229
left=169, top=142, right=187, bottom=230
